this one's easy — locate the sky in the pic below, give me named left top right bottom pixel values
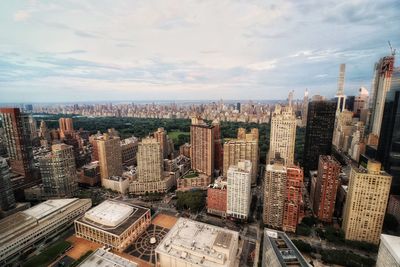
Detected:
left=0, top=0, right=399, bottom=103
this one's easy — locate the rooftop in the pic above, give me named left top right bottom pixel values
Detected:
left=381, top=234, right=400, bottom=263
left=78, top=248, right=138, bottom=267
left=156, top=218, right=239, bottom=267
left=23, top=198, right=78, bottom=220
left=78, top=200, right=149, bottom=235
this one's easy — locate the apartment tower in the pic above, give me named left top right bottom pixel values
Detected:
left=97, top=134, right=122, bottom=180
left=190, top=117, right=214, bottom=176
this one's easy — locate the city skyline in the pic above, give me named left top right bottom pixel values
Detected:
left=1, top=1, right=399, bottom=102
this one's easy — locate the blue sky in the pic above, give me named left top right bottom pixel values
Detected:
left=0, top=0, right=399, bottom=103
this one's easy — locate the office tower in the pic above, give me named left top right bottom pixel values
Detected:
left=212, top=120, right=223, bottom=171
left=342, top=161, right=392, bottom=244
left=368, top=55, right=395, bottom=136
left=154, top=127, right=168, bottom=159
left=336, top=64, right=347, bottom=113
left=283, top=165, right=304, bottom=233
left=97, top=134, right=122, bottom=180
left=262, top=228, right=309, bottom=267
left=376, top=234, right=400, bottom=267
left=207, top=177, right=227, bottom=217
left=137, top=137, right=163, bottom=183
left=223, top=128, right=259, bottom=184
left=0, top=108, right=33, bottom=180
left=301, top=89, right=309, bottom=127
left=376, top=67, right=400, bottom=193
left=0, top=158, right=16, bottom=211
left=312, top=155, right=340, bottom=222
left=268, top=104, right=296, bottom=166
left=39, top=144, right=78, bottom=197
left=303, top=97, right=336, bottom=175
left=227, top=160, right=252, bottom=220
left=59, top=117, right=74, bottom=138
left=263, top=156, right=286, bottom=228
left=354, top=87, right=369, bottom=116
left=190, top=117, right=214, bottom=176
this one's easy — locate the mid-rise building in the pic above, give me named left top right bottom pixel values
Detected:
left=263, top=156, right=286, bottom=228
left=0, top=157, right=16, bottom=211
left=39, top=144, right=78, bottom=197
left=75, top=200, right=151, bottom=251
left=223, top=128, right=259, bottom=184
left=190, top=117, right=214, bottom=176
left=0, top=108, right=34, bottom=181
left=97, top=134, right=122, bottom=180
left=227, top=160, right=252, bottom=220
left=179, top=143, right=191, bottom=158
left=177, top=171, right=211, bottom=191
left=268, top=105, right=296, bottom=165
left=59, top=117, right=74, bottom=138
left=207, top=177, right=227, bottom=217
left=342, top=161, right=392, bottom=244
left=312, top=155, right=341, bottom=222
left=376, top=234, right=400, bottom=267
left=0, top=198, right=91, bottom=265
left=155, top=218, right=239, bottom=267
left=262, top=228, right=309, bottom=267
left=283, top=165, right=304, bottom=233
left=303, top=97, right=336, bottom=176
left=77, top=161, right=100, bottom=186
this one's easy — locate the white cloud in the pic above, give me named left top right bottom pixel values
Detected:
left=13, top=10, right=30, bottom=21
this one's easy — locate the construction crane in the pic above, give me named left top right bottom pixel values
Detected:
left=388, top=41, right=396, bottom=56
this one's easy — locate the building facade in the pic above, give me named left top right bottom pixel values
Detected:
left=97, top=134, right=122, bottom=181
left=120, top=136, right=138, bottom=166
left=190, top=117, right=214, bottom=177
left=227, top=160, right=252, bottom=220
left=283, top=165, right=304, bottom=233
left=0, top=157, right=16, bottom=211
left=207, top=177, right=227, bottom=217
left=312, top=155, right=341, bottom=222
left=342, top=161, right=392, bottom=244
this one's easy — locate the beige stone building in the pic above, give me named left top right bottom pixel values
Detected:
left=97, top=134, right=122, bottom=181
left=223, top=128, right=259, bottom=184
left=268, top=105, right=296, bottom=165
left=190, top=117, right=214, bottom=177
left=342, top=161, right=392, bottom=244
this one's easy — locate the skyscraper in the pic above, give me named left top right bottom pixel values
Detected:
left=312, top=155, right=341, bottom=222
left=227, top=160, right=252, bottom=220
left=223, top=128, right=259, bottom=184
left=342, top=161, right=391, bottom=244
left=283, top=165, right=304, bottom=233
left=39, top=144, right=78, bottom=197
left=190, top=117, right=214, bottom=177
left=263, top=155, right=286, bottom=228
left=0, top=158, right=16, bottom=211
left=368, top=55, right=395, bottom=137
left=0, top=108, right=34, bottom=180
left=97, top=134, right=122, bottom=180
left=376, top=67, right=400, bottom=193
left=268, top=104, right=296, bottom=165
left=303, top=97, right=336, bottom=176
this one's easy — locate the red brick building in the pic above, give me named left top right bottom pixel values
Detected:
left=206, top=178, right=227, bottom=217
left=312, top=155, right=341, bottom=222
left=283, top=165, right=304, bottom=232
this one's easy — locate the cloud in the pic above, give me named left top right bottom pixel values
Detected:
left=246, top=60, right=278, bottom=71
left=13, top=10, right=30, bottom=21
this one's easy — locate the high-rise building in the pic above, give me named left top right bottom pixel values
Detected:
left=0, top=108, right=34, bottom=181
left=120, top=136, right=138, bottom=166
left=39, top=144, right=78, bottom=197
left=376, top=67, right=400, bottom=193
left=342, top=161, right=392, bottom=244
left=212, top=120, right=223, bottom=171
left=227, top=160, right=252, bottom=220
left=223, top=128, right=259, bottom=184
left=0, top=158, right=16, bottom=211
left=154, top=127, right=168, bottom=159
left=335, top=63, right=347, bottom=113
left=38, top=120, right=51, bottom=142
left=137, top=137, right=163, bottom=183
left=368, top=55, right=395, bottom=137
left=59, top=117, right=74, bottom=138
left=301, top=89, right=309, bottom=127
left=268, top=105, right=296, bottom=166
left=376, top=234, right=400, bottom=267
left=190, top=117, right=214, bottom=176
left=263, top=156, right=286, bottom=228
left=354, top=87, right=369, bottom=117
left=97, top=134, right=122, bottom=180
left=283, top=165, right=304, bottom=233
left=312, top=155, right=340, bottom=222
left=303, top=97, right=336, bottom=176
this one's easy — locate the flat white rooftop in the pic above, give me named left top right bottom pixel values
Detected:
left=381, top=234, right=400, bottom=263
left=156, top=218, right=239, bottom=267
left=84, top=200, right=134, bottom=227
left=78, top=248, right=138, bottom=267
left=23, top=198, right=78, bottom=220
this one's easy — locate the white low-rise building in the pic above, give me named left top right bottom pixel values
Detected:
left=78, top=248, right=138, bottom=267
left=0, top=198, right=92, bottom=265
left=155, top=218, right=239, bottom=267
left=376, top=234, right=400, bottom=267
